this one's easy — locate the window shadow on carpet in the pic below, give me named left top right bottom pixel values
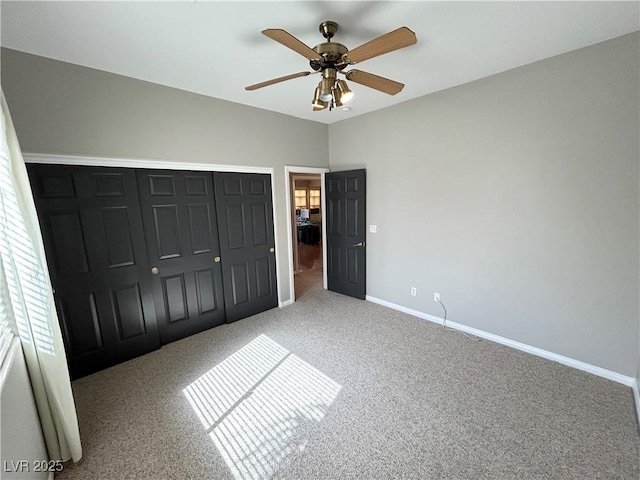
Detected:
left=183, top=334, right=341, bottom=479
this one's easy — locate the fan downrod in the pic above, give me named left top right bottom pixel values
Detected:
left=319, top=21, right=339, bottom=40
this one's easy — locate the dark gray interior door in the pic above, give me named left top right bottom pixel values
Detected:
left=28, top=164, right=160, bottom=378
left=326, top=169, right=366, bottom=299
left=137, top=170, right=226, bottom=344
left=214, top=172, right=278, bottom=322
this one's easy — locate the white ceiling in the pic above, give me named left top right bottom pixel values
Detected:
left=1, top=1, right=638, bottom=124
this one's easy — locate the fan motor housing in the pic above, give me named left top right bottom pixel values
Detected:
left=310, top=42, right=348, bottom=72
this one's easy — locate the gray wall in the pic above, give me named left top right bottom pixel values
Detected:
left=329, top=33, right=639, bottom=377
left=0, top=48, right=329, bottom=304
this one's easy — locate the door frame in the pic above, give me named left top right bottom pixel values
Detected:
left=284, top=165, right=329, bottom=303
left=23, top=152, right=285, bottom=307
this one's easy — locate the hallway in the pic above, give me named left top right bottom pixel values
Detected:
left=294, top=242, right=323, bottom=299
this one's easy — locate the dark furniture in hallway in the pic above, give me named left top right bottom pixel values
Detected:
left=298, top=223, right=321, bottom=245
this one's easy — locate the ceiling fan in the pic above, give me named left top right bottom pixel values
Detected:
left=245, top=21, right=417, bottom=111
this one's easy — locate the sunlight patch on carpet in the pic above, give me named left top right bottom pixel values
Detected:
left=183, top=334, right=341, bottom=479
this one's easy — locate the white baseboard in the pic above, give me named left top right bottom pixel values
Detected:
left=632, top=379, right=640, bottom=427
left=279, top=299, right=294, bottom=308
left=366, top=295, right=635, bottom=387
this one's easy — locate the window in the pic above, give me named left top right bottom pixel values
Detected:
left=294, top=189, right=308, bottom=209
left=0, top=109, right=56, bottom=363
left=309, top=189, right=321, bottom=209
left=294, top=187, right=321, bottom=210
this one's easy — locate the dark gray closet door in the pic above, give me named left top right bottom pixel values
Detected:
left=28, top=164, right=160, bottom=379
left=137, top=170, right=226, bottom=344
left=214, top=172, right=278, bottom=323
left=326, top=169, right=366, bottom=299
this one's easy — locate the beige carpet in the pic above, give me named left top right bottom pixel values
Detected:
left=56, top=288, right=639, bottom=479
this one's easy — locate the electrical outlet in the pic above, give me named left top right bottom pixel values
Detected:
left=434, top=292, right=440, bottom=302
left=410, top=287, right=417, bottom=296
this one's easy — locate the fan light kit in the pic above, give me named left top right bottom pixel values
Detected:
left=246, top=21, right=417, bottom=111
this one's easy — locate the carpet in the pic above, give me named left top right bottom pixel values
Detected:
left=55, top=288, right=639, bottom=479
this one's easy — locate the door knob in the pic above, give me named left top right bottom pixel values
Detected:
left=352, top=242, right=366, bottom=247
left=269, top=248, right=275, bottom=253
left=214, top=256, right=221, bottom=263
left=151, top=267, right=159, bottom=275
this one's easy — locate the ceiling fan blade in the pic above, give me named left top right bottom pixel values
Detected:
left=343, top=27, right=416, bottom=64
left=262, top=29, right=322, bottom=61
left=245, top=71, right=312, bottom=91
left=345, top=70, right=405, bottom=95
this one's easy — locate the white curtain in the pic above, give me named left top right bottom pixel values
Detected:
left=0, top=89, right=82, bottom=462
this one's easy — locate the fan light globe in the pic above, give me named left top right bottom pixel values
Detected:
left=340, top=90, right=354, bottom=103
left=319, top=78, right=334, bottom=102
left=336, top=80, right=353, bottom=103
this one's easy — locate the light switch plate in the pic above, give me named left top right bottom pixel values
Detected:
left=369, top=225, right=377, bottom=233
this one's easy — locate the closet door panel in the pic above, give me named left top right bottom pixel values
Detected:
left=214, top=173, right=278, bottom=323
left=137, top=170, right=225, bottom=344
left=28, top=164, right=160, bottom=379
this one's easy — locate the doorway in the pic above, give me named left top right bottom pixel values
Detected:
left=284, top=166, right=329, bottom=302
